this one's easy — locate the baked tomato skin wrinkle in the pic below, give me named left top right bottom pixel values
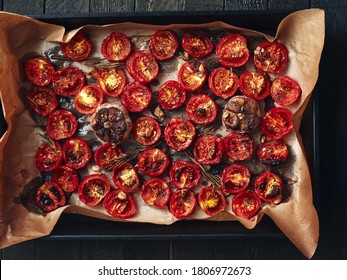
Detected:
left=223, top=132, right=254, bottom=162
left=126, top=50, right=159, bottom=84
left=35, top=181, right=66, bottom=212
left=215, top=34, right=250, bottom=68
left=198, top=185, right=226, bottom=216
left=271, top=76, right=302, bottom=106
left=95, top=68, right=127, bottom=97
left=46, top=109, right=78, bottom=140
left=120, top=82, right=152, bottom=113
left=101, top=32, right=131, bottom=62
left=74, top=85, right=104, bottom=115
left=261, top=107, right=294, bottom=140
left=181, top=31, right=213, bottom=58
left=169, top=160, right=201, bottom=189
left=169, top=189, right=197, bottom=219
left=221, top=164, right=251, bottom=194
left=186, top=94, right=218, bottom=125
left=164, top=118, right=196, bottom=151
left=25, top=57, right=55, bottom=86
left=232, top=190, right=261, bottom=219
left=257, top=139, right=288, bottom=165
left=208, top=67, right=239, bottom=99
left=157, top=80, right=186, bottom=110
left=131, top=116, right=161, bottom=146
left=61, top=31, right=92, bottom=61
left=178, top=60, right=207, bottom=92
left=94, top=143, right=123, bottom=169
left=112, top=163, right=139, bottom=193
left=254, top=171, right=284, bottom=204
left=28, top=87, right=58, bottom=116
left=103, top=189, right=136, bottom=219
left=254, top=41, right=288, bottom=74
left=137, top=148, right=170, bottom=177
left=63, top=138, right=92, bottom=169
left=78, top=174, right=111, bottom=206
left=149, top=30, right=178, bottom=61
left=53, top=165, right=79, bottom=193
left=35, top=140, right=63, bottom=172
left=239, top=71, right=271, bottom=100
left=193, top=135, right=224, bottom=165
left=141, top=178, right=171, bottom=208
left=52, top=66, right=85, bottom=97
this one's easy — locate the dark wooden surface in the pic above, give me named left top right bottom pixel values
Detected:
left=1, top=0, right=346, bottom=260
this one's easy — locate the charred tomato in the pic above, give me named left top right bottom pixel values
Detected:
left=169, top=160, right=201, bottom=189
left=61, top=31, right=92, bottom=61
left=149, top=30, right=178, bottom=61
left=112, top=163, right=139, bottom=193
left=193, top=135, right=224, bottom=165
left=53, top=165, right=79, bottom=193
left=157, top=80, right=186, bottom=110
left=137, top=148, right=170, bottom=177
left=25, top=57, right=55, bottom=86
left=35, top=140, right=63, bottom=172
left=52, top=66, right=85, bottom=96
left=239, top=71, right=271, bottom=100
left=169, top=189, right=197, bottom=219
left=63, top=138, right=92, bottom=169
left=131, top=116, right=161, bottom=146
left=198, top=185, right=226, bottom=216
left=94, top=143, right=124, bottom=169
left=141, top=178, right=171, bottom=208
left=164, top=118, right=196, bottom=151
left=94, top=68, right=127, bottom=97
left=223, top=132, right=254, bottom=162
left=101, top=32, right=131, bottom=62
left=28, top=87, right=58, bottom=116
left=74, top=85, right=104, bottom=115
left=78, top=174, right=110, bottom=206
left=35, top=181, right=66, bottom=212
left=257, top=139, right=289, bottom=165
left=186, top=94, right=218, bottom=125
left=181, top=31, right=213, bottom=58
left=271, top=76, right=302, bottom=106
left=178, top=60, right=207, bottom=92
left=46, top=109, right=78, bottom=140
left=221, top=164, right=251, bottom=194
left=254, top=171, right=284, bottom=204
left=232, top=190, right=261, bottom=219
left=208, top=67, right=239, bottom=99
left=120, top=82, right=152, bottom=113
left=261, top=107, right=294, bottom=140
left=103, top=189, right=136, bottom=219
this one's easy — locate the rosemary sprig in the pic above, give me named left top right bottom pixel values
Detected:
left=39, top=133, right=56, bottom=151
left=198, top=111, right=222, bottom=136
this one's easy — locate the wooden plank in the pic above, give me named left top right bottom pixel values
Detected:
left=3, top=0, right=44, bottom=14
left=2, top=240, right=35, bottom=260
left=135, top=0, right=184, bottom=11
left=311, top=0, right=347, bottom=8
left=224, top=0, right=267, bottom=10
left=268, top=0, right=309, bottom=10
left=80, top=240, right=125, bottom=259
left=90, top=0, right=135, bottom=13
left=34, top=240, right=81, bottom=259
left=124, top=240, right=169, bottom=259
left=170, top=240, right=215, bottom=259
left=344, top=196, right=347, bottom=259
left=45, top=0, right=89, bottom=14
left=183, top=0, right=224, bottom=11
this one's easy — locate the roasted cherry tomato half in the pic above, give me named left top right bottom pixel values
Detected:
left=149, top=30, right=179, bottom=61
left=103, top=189, right=136, bottom=219
left=257, top=139, right=288, bottom=165
left=74, top=85, right=104, bottom=115
left=254, top=171, right=284, bottom=204
left=157, top=80, right=186, bottom=110
left=169, top=160, right=201, bottom=189
left=141, top=178, right=171, bottom=208
left=169, top=189, right=197, bottom=219
left=186, top=94, right=218, bottom=125
left=52, top=66, right=85, bottom=96
left=223, top=132, right=254, bottom=162
left=35, top=181, right=66, bottom=212
left=198, top=185, right=226, bottom=216
left=164, top=118, right=196, bottom=151
left=78, top=174, right=110, bottom=206
left=254, top=41, right=288, bottom=74
left=208, top=67, right=239, bottom=99
left=94, top=68, right=127, bottom=97
left=232, top=190, right=261, bottom=219
left=53, top=165, right=79, bottom=193
left=63, top=138, right=92, bottom=169
left=25, top=57, right=55, bottom=86
left=28, top=87, right=58, bottom=116
left=101, top=32, right=131, bottom=62
left=261, top=107, right=294, bottom=140
left=126, top=50, right=159, bottom=84
left=35, top=140, right=63, bottom=172
left=215, top=34, right=250, bottom=68
left=221, top=164, right=251, bottom=194
left=112, top=163, right=140, bottom=193
left=137, top=148, right=170, bottom=177
left=239, top=71, right=271, bottom=100
left=131, top=116, right=161, bottom=146
left=60, top=31, right=92, bottom=61
left=181, top=31, right=213, bottom=58
left=94, top=143, right=124, bottom=169
left=120, top=82, right=152, bottom=113
left=46, top=109, right=78, bottom=140
left=271, top=76, right=302, bottom=106
left=193, top=135, right=224, bottom=165
left=178, top=60, right=207, bottom=92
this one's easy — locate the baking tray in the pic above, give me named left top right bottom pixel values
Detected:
left=0, top=11, right=320, bottom=240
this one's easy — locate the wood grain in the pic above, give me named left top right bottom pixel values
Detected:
left=90, top=0, right=135, bottom=13
left=268, top=0, right=309, bottom=10
left=310, top=0, right=347, bottom=8
left=124, top=240, right=170, bottom=259
left=135, top=0, right=184, bottom=11
left=2, top=240, right=35, bottom=260
left=80, top=240, right=125, bottom=259
left=45, top=0, right=89, bottom=14
left=224, top=0, right=267, bottom=10
left=170, top=240, right=215, bottom=259
left=3, top=0, right=44, bottom=14
left=183, top=0, right=224, bottom=11
left=34, top=240, right=81, bottom=259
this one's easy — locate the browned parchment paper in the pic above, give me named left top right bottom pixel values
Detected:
left=0, top=9, right=324, bottom=258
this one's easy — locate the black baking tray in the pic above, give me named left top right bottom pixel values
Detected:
left=0, top=11, right=320, bottom=240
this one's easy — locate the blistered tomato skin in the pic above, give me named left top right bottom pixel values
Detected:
left=169, top=161, right=201, bottom=189
left=35, top=141, right=63, bottom=172
left=61, top=31, right=92, bottom=61
left=35, top=181, right=66, bottom=212
left=261, top=108, right=294, bottom=140
left=78, top=174, right=111, bottom=206
left=101, top=32, right=132, bottom=62
left=254, top=171, right=284, bottom=205
left=52, top=66, right=85, bottom=97
left=164, top=118, right=196, bottom=151
left=28, top=87, right=58, bottom=116
left=141, top=178, right=171, bottom=208
left=46, top=110, right=78, bottom=140
left=25, top=57, right=55, bottom=87
left=149, top=30, right=178, bottom=61
left=181, top=32, right=213, bottom=58
left=193, top=135, right=224, bottom=165
left=137, top=148, right=170, bottom=177
left=103, top=189, right=137, bottom=219
left=186, top=94, right=218, bottom=125
left=232, top=190, right=261, bottom=220
left=169, top=189, right=197, bottom=219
